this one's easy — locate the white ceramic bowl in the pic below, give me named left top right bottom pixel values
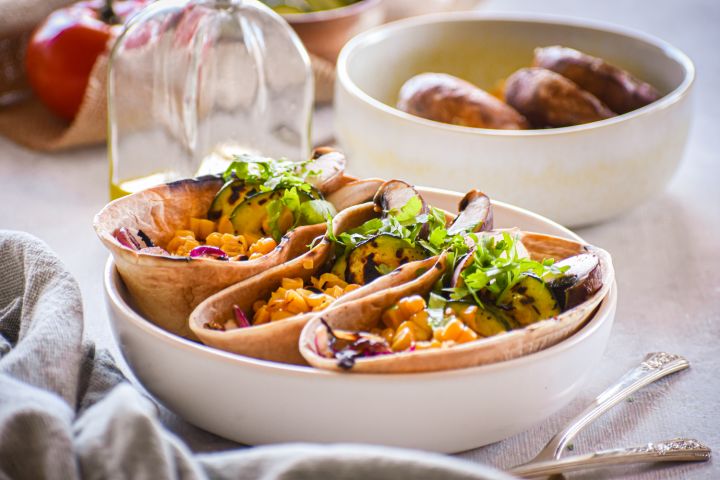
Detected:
left=104, top=187, right=617, bottom=453
left=335, top=13, right=694, bottom=226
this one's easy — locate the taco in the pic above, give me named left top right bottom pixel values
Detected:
left=188, top=181, right=492, bottom=363
left=299, top=230, right=613, bottom=373
left=94, top=148, right=382, bottom=338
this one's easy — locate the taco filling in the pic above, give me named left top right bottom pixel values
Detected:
left=206, top=181, right=491, bottom=332
left=112, top=153, right=339, bottom=261
left=316, top=230, right=604, bottom=369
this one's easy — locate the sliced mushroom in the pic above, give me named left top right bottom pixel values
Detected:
left=546, top=253, right=602, bottom=309
left=326, top=178, right=385, bottom=211
left=447, top=190, right=493, bottom=235
left=373, top=179, right=428, bottom=216
left=303, top=147, right=347, bottom=194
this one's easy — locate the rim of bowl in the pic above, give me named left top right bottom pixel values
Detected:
left=280, top=0, right=383, bottom=24
left=336, top=11, right=695, bottom=137
left=104, top=193, right=617, bottom=382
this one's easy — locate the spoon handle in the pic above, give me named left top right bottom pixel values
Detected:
left=528, top=352, right=689, bottom=463
left=508, top=438, right=711, bottom=478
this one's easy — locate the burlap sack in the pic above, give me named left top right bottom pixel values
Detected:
left=0, top=1, right=336, bottom=152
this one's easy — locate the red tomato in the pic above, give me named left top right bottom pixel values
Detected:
left=25, top=0, right=148, bottom=121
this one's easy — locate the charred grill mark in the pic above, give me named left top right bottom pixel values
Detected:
left=531, top=305, right=541, bottom=315
left=137, top=229, right=154, bottom=248
left=228, top=183, right=244, bottom=204
left=520, top=296, right=535, bottom=305
left=363, top=254, right=380, bottom=283
left=258, top=197, right=269, bottom=206
left=395, top=248, right=404, bottom=259
left=515, top=286, right=528, bottom=294
left=167, top=174, right=222, bottom=190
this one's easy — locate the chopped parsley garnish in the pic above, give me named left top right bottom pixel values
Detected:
left=447, top=231, right=568, bottom=305
left=222, top=154, right=315, bottom=194
left=327, top=195, right=446, bottom=252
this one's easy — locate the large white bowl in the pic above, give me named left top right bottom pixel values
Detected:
left=335, top=13, right=694, bottom=226
left=104, top=187, right=617, bottom=453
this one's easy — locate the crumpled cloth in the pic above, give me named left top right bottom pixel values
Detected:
left=0, top=230, right=512, bottom=480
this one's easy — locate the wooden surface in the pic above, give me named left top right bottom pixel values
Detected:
left=0, top=0, right=717, bottom=478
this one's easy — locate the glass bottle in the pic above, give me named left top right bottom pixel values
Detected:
left=108, top=0, right=313, bottom=198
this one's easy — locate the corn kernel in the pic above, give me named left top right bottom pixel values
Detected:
left=249, top=237, right=277, bottom=256
left=190, top=218, right=216, bottom=240
left=174, top=230, right=195, bottom=238
left=456, top=325, right=478, bottom=344
left=315, top=273, right=346, bottom=290
left=206, top=232, right=224, bottom=247
left=175, top=239, right=200, bottom=256
left=408, top=310, right=431, bottom=335
left=398, top=295, right=426, bottom=318
left=435, top=318, right=464, bottom=342
left=344, top=283, right=361, bottom=293
left=253, top=306, right=270, bottom=325
left=326, top=285, right=345, bottom=299
left=382, top=306, right=404, bottom=330
left=282, top=278, right=304, bottom=290
left=380, top=327, right=395, bottom=344
left=398, top=320, right=430, bottom=342
left=284, top=290, right=308, bottom=314
left=391, top=326, right=414, bottom=351
left=303, top=258, right=314, bottom=270
left=306, top=293, right=330, bottom=308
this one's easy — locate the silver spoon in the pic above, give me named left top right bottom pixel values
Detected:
left=508, top=352, right=692, bottom=476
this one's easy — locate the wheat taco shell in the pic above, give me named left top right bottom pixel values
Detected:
left=94, top=174, right=383, bottom=339
left=188, top=201, right=445, bottom=364
left=299, top=231, right=614, bottom=374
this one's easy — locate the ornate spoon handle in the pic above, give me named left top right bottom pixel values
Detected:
left=508, top=438, right=711, bottom=478
left=525, top=352, right=689, bottom=464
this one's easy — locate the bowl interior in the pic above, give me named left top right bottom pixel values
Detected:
left=344, top=14, right=690, bottom=112
left=104, top=189, right=617, bottom=450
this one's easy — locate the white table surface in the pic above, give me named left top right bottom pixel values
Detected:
left=1, top=0, right=718, bottom=478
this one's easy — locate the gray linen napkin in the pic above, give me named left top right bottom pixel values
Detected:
left=0, top=230, right=513, bottom=480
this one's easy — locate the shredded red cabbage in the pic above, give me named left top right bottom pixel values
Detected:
left=114, top=227, right=142, bottom=250
left=232, top=305, right=251, bottom=328
left=189, top=246, right=229, bottom=260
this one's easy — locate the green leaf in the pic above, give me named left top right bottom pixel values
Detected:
left=445, top=231, right=563, bottom=307
left=393, top=196, right=422, bottom=222
left=298, top=200, right=336, bottom=226
left=428, top=292, right=447, bottom=310
left=222, top=154, right=319, bottom=194
left=267, top=188, right=302, bottom=241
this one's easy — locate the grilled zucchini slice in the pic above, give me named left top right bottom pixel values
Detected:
left=345, top=234, right=428, bottom=285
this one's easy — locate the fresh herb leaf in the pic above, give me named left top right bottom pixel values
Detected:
left=222, top=154, right=316, bottom=194
left=447, top=232, right=567, bottom=305
left=266, top=188, right=302, bottom=241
